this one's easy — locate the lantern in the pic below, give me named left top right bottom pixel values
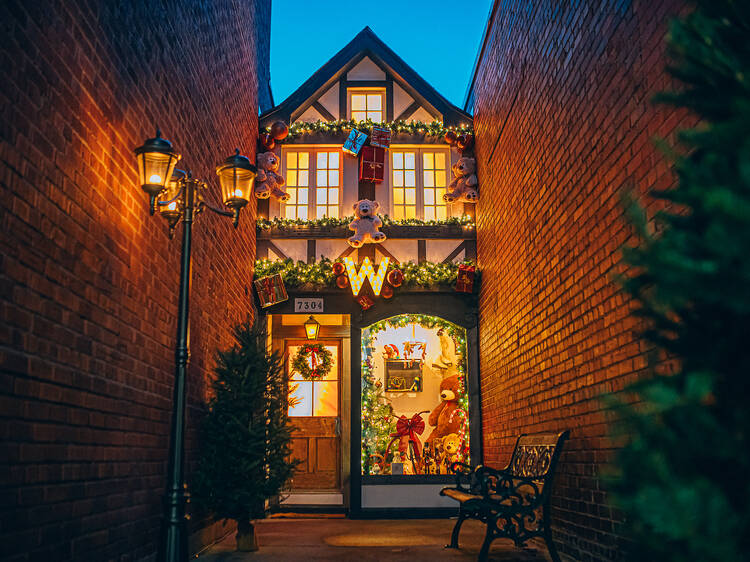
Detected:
left=134, top=130, right=181, bottom=214
left=158, top=168, right=185, bottom=233
left=216, top=149, right=256, bottom=217
left=304, top=315, right=320, bottom=341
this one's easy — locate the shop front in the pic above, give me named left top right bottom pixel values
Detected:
left=262, top=290, right=480, bottom=516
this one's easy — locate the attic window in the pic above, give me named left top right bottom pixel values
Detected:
left=350, top=89, right=384, bottom=122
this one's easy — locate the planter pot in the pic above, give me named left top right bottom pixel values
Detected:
left=236, top=520, right=259, bottom=551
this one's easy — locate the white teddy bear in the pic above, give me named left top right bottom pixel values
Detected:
left=348, top=199, right=386, bottom=248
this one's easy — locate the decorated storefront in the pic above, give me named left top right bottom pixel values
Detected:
left=251, top=27, right=481, bottom=514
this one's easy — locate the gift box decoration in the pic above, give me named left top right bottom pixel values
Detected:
left=455, top=264, right=476, bottom=293
left=359, top=146, right=386, bottom=183
left=356, top=294, right=375, bottom=310
left=254, top=273, right=288, bottom=308
left=342, top=129, right=368, bottom=156
left=370, top=126, right=392, bottom=148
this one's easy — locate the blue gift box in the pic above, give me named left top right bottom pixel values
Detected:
left=342, top=129, right=368, bottom=155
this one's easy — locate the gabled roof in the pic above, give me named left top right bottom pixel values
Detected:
left=260, top=27, right=472, bottom=128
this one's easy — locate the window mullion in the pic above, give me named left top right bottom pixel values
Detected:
left=416, top=149, right=424, bottom=220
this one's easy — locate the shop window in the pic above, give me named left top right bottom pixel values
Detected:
left=288, top=343, right=339, bottom=417
left=282, top=149, right=341, bottom=220
left=284, top=151, right=309, bottom=219
left=391, top=151, right=416, bottom=220
left=361, top=314, right=470, bottom=476
left=350, top=89, right=384, bottom=122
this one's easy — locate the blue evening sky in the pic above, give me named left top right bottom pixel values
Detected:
left=270, top=0, right=493, bottom=111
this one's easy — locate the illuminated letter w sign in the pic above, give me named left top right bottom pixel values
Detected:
left=343, top=257, right=390, bottom=296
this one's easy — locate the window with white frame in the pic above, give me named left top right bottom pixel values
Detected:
left=350, top=89, right=385, bottom=122
left=391, top=149, right=449, bottom=221
left=283, top=149, right=341, bottom=220
left=315, top=151, right=340, bottom=218
left=284, top=151, right=310, bottom=219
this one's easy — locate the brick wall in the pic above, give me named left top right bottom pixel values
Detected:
left=0, top=1, right=270, bottom=560
left=470, top=1, right=690, bottom=560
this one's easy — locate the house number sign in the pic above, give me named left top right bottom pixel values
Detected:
left=294, top=298, right=324, bottom=313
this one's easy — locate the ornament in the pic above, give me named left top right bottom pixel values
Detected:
left=359, top=146, right=386, bottom=183
left=357, top=295, right=375, bottom=310
left=387, top=268, right=403, bottom=288
left=291, top=343, right=333, bottom=380
left=444, top=130, right=458, bottom=145
left=260, top=132, right=275, bottom=150
left=455, top=264, right=476, bottom=293
left=270, top=121, right=289, bottom=140
left=386, top=411, right=428, bottom=471
left=254, top=274, right=288, bottom=308
left=336, top=274, right=349, bottom=289
left=343, top=129, right=368, bottom=156
left=332, top=262, right=345, bottom=276
left=457, top=133, right=474, bottom=152
left=381, top=284, right=394, bottom=299
left=370, top=126, right=391, bottom=148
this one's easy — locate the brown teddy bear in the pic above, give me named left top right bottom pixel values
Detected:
left=347, top=199, right=386, bottom=248
left=254, top=152, right=289, bottom=202
left=443, top=157, right=479, bottom=203
left=442, top=433, right=461, bottom=473
left=426, top=374, right=462, bottom=444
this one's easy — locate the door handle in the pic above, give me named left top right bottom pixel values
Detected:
left=335, top=417, right=341, bottom=437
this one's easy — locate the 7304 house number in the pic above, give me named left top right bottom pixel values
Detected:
left=294, top=298, right=324, bottom=313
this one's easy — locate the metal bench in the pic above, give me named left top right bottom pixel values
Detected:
left=440, top=430, right=570, bottom=562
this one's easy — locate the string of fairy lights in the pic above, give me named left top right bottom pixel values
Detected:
left=253, top=257, right=478, bottom=289
left=261, top=119, right=473, bottom=142
left=360, top=314, right=470, bottom=475
left=256, top=214, right=475, bottom=231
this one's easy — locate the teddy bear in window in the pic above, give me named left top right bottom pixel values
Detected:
left=254, top=151, right=290, bottom=202
left=347, top=199, right=386, bottom=248
left=443, top=156, right=479, bottom=203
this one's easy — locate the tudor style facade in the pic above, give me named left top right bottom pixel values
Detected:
left=254, top=27, right=481, bottom=515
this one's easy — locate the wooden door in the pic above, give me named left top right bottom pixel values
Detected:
left=286, top=340, right=341, bottom=490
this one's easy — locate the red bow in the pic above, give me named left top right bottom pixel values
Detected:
left=387, top=412, right=426, bottom=463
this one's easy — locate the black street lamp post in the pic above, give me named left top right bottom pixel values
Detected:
left=133, top=131, right=256, bottom=562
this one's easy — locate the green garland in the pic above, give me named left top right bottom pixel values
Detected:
left=291, top=343, right=333, bottom=381
left=253, top=257, right=479, bottom=290
left=257, top=215, right=475, bottom=231
left=263, top=119, right=473, bottom=142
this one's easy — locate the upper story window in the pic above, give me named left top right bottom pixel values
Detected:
left=391, top=149, right=449, bottom=221
left=284, top=151, right=310, bottom=219
left=350, top=88, right=385, bottom=122
left=283, top=149, right=341, bottom=220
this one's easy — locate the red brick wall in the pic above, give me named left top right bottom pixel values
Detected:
left=0, top=1, right=269, bottom=560
left=470, top=1, right=690, bottom=559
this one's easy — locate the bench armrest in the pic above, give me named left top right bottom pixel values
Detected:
left=449, top=463, right=504, bottom=496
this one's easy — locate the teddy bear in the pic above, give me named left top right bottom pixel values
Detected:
left=254, top=152, right=289, bottom=202
left=347, top=199, right=386, bottom=247
left=443, top=157, right=479, bottom=203
left=442, top=433, right=462, bottom=473
left=426, top=374, right=462, bottom=444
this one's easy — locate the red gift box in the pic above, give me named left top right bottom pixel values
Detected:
left=455, top=264, right=475, bottom=293
left=370, top=126, right=391, bottom=148
left=254, top=274, right=289, bottom=308
left=359, top=146, right=386, bottom=183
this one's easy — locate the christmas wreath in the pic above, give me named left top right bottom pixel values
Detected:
left=291, top=344, right=333, bottom=380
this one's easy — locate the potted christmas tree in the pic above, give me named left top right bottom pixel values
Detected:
left=193, top=322, right=298, bottom=551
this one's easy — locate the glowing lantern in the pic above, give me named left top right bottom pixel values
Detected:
left=134, top=130, right=181, bottom=213
left=304, top=315, right=320, bottom=341
left=216, top=149, right=256, bottom=214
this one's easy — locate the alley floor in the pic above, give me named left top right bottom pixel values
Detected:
left=197, top=517, right=550, bottom=561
